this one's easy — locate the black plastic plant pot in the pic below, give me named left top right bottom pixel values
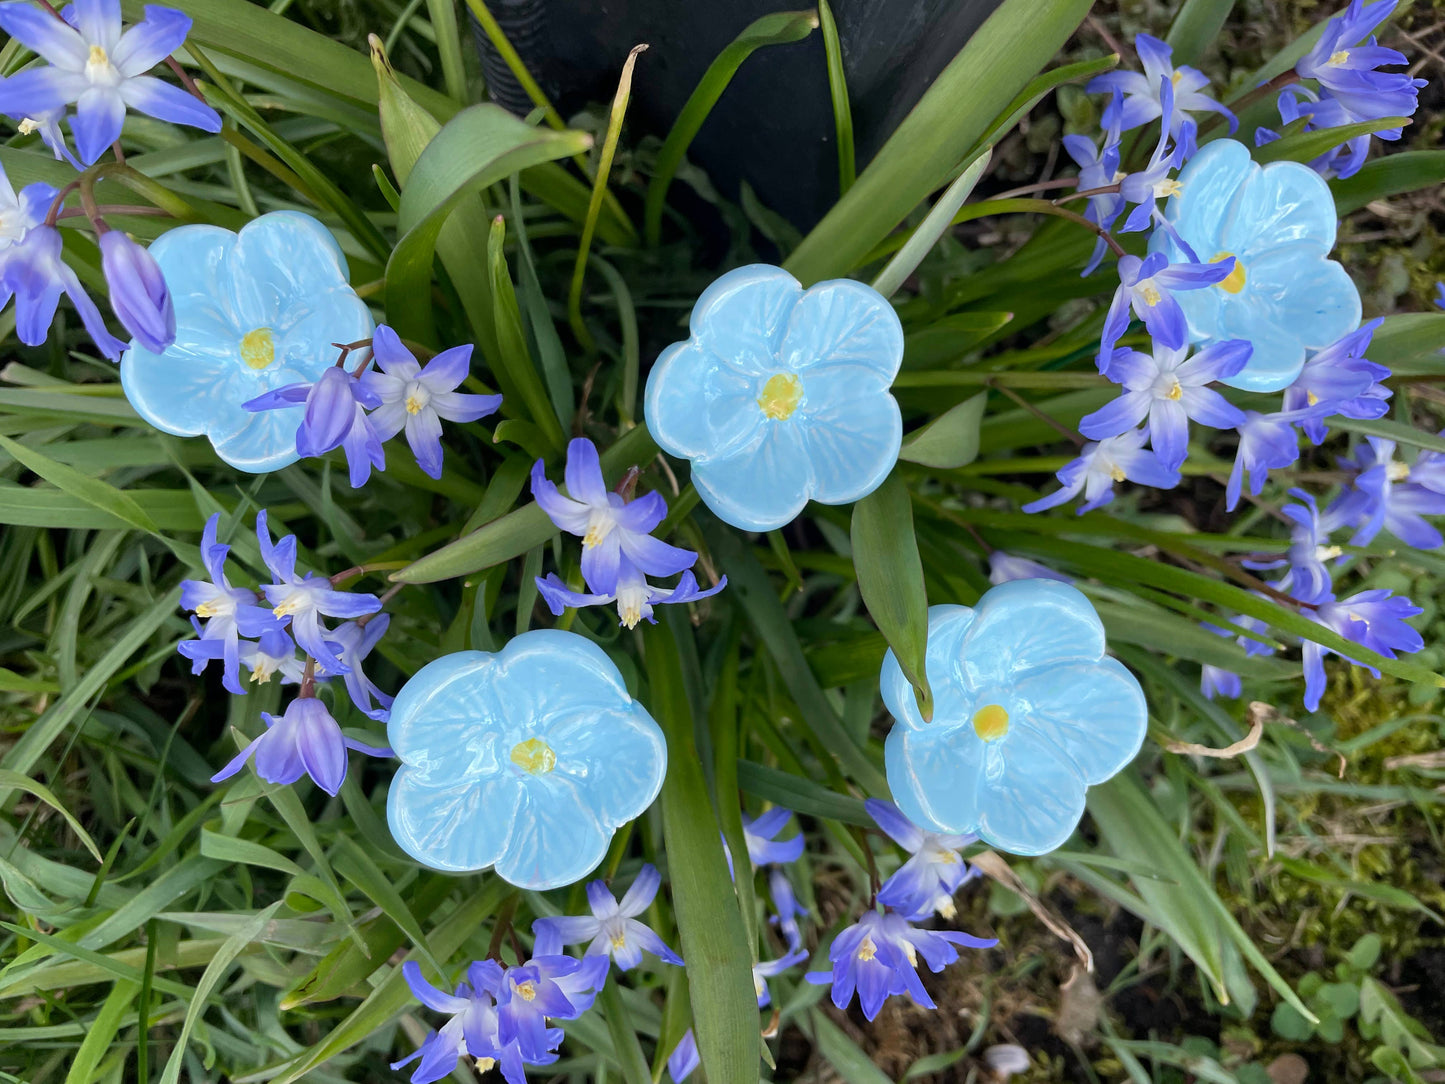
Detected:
left=470, top=0, right=1009, bottom=230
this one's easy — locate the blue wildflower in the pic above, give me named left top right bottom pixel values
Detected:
left=532, top=437, right=696, bottom=596
left=1088, top=33, right=1235, bottom=164
left=1269, top=85, right=1374, bottom=178
left=1328, top=437, right=1445, bottom=549
left=317, top=614, right=393, bottom=722
left=1200, top=661, right=1242, bottom=701
left=1409, top=433, right=1445, bottom=496
left=393, top=960, right=525, bottom=1084
left=868, top=799, right=980, bottom=922
left=1227, top=410, right=1310, bottom=512
left=744, top=807, right=805, bottom=866
left=256, top=510, right=381, bottom=673
left=768, top=868, right=808, bottom=952
left=753, top=948, right=809, bottom=1008
left=210, top=695, right=392, bottom=795
left=536, top=556, right=725, bottom=630
left=987, top=552, right=1074, bottom=585
left=1084, top=339, right=1251, bottom=470
left=805, top=909, right=996, bottom=1021
left=245, top=366, right=386, bottom=488
left=1097, top=252, right=1237, bottom=365
left=1282, top=319, right=1390, bottom=444
left=2, top=219, right=127, bottom=358
left=360, top=324, right=503, bottom=480
left=1295, top=1, right=1425, bottom=138
left=0, top=0, right=221, bottom=165
left=1244, top=490, right=1342, bottom=604
left=667, top=1030, right=700, bottom=1083
left=531, top=864, right=683, bottom=972
left=1302, top=588, right=1423, bottom=711
left=99, top=228, right=173, bottom=353
left=1116, top=77, right=1181, bottom=233
left=496, top=955, right=608, bottom=1063
left=1063, top=89, right=1125, bottom=276
left=13, top=106, right=79, bottom=167
left=236, top=628, right=306, bottom=687
left=177, top=512, right=279, bottom=695
left=1023, top=428, right=1181, bottom=515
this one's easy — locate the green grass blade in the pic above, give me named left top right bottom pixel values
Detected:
left=425, top=0, right=468, bottom=103
left=490, top=215, right=568, bottom=455
left=1166, top=0, right=1239, bottom=66
left=871, top=148, right=991, bottom=298
left=784, top=0, right=1092, bottom=285
left=817, top=0, right=855, bottom=196
left=644, top=618, right=759, bottom=1084
left=1330, top=150, right=1445, bottom=215
left=0, top=434, right=159, bottom=535
left=0, top=769, right=102, bottom=863
left=63, top=978, right=139, bottom=1084
left=643, top=10, right=819, bottom=247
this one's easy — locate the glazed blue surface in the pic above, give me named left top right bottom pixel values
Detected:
left=881, top=579, right=1147, bottom=856
left=120, top=211, right=374, bottom=472
left=1148, top=139, right=1360, bottom=394
left=386, top=629, right=667, bottom=889
left=644, top=264, right=904, bottom=532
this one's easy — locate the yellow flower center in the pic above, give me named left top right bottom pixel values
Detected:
left=1165, top=378, right=1183, bottom=402
left=405, top=394, right=425, bottom=414
left=240, top=328, right=276, bottom=369
left=16, top=117, right=39, bottom=135
left=1211, top=252, right=1247, bottom=294
left=1170, top=69, right=1184, bottom=86
left=972, top=703, right=1010, bottom=742
left=757, top=373, right=803, bottom=420
left=249, top=664, right=274, bottom=684
left=476, top=1059, right=497, bottom=1073
left=856, top=935, right=877, bottom=962
left=1387, top=460, right=1410, bottom=483
left=1140, top=284, right=1162, bottom=307
left=938, top=897, right=957, bottom=920
left=516, top=980, right=537, bottom=1002
left=1329, top=49, right=1350, bottom=66
left=1307, top=390, right=1319, bottom=406
left=510, top=737, right=556, bottom=775
left=87, top=44, right=108, bottom=67
left=611, top=930, right=628, bottom=950
left=1109, top=464, right=1126, bottom=483
left=194, top=599, right=223, bottom=618
left=1316, top=544, right=1342, bottom=561
left=1155, top=178, right=1183, bottom=198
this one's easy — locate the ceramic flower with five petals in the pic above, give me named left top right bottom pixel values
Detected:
left=1147, top=139, right=1360, bottom=393
left=386, top=629, right=667, bottom=889
left=882, top=579, right=1147, bottom=856
left=120, top=211, right=374, bottom=472
left=644, top=264, right=904, bottom=532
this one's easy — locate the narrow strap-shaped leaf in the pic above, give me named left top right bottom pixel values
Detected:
left=871, top=149, right=992, bottom=298
left=0, top=434, right=159, bottom=535
left=0, top=770, right=102, bottom=863
left=850, top=471, right=932, bottom=720
left=644, top=618, right=759, bottom=1084
left=62, top=977, right=139, bottom=1084
left=1254, top=116, right=1410, bottom=166
left=899, top=391, right=988, bottom=470
left=1166, top=0, right=1239, bottom=66
left=490, top=216, right=568, bottom=455
left=643, top=10, right=818, bottom=246
left=817, top=0, right=855, bottom=196
left=1330, top=150, right=1445, bottom=215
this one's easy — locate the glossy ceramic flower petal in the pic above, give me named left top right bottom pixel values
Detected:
left=1222, top=159, right=1338, bottom=255
left=882, top=584, right=1147, bottom=856
left=1012, top=658, right=1147, bottom=784
left=385, top=630, right=667, bottom=889
left=884, top=721, right=986, bottom=836
left=646, top=264, right=905, bottom=531
left=642, top=340, right=763, bottom=463
left=689, top=263, right=801, bottom=370
left=959, top=579, right=1107, bottom=688
left=691, top=420, right=813, bottom=532
left=1165, top=139, right=1249, bottom=250
left=881, top=604, right=976, bottom=731
left=120, top=211, right=373, bottom=473
left=971, top=728, right=1088, bottom=856
left=796, top=366, right=903, bottom=504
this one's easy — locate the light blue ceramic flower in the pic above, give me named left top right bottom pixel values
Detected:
left=386, top=629, right=667, bottom=890
left=882, top=579, right=1147, bottom=856
left=120, top=211, right=373, bottom=472
left=644, top=264, right=904, bottom=532
left=1148, top=139, right=1360, bottom=394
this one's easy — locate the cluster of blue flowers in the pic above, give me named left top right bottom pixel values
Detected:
left=1030, top=2, right=1436, bottom=712
left=533, top=437, right=726, bottom=628
left=179, top=510, right=394, bottom=794
left=245, top=323, right=502, bottom=486
left=0, top=0, right=223, bottom=358
left=395, top=864, right=679, bottom=1084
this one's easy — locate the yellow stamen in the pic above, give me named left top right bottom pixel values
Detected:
left=1165, top=379, right=1183, bottom=402
left=516, top=980, right=537, bottom=1002
left=1156, top=178, right=1183, bottom=198
left=240, top=328, right=275, bottom=369
left=1329, top=49, right=1350, bottom=65
left=476, top=1059, right=497, bottom=1073
left=1387, top=460, right=1410, bottom=482
left=17, top=118, right=39, bottom=135
left=510, top=737, right=556, bottom=775
left=757, top=372, right=803, bottom=420
left=87, top=44, right=107, bottom=66
left=1171, top=69, right=1184, bottom=86
left=271, top=596, right=304, bottom=618
left=1317, top=545, right=1342, bottom=561
left=1140, top=284, right=1162, bottom=307
left=1307, top=391, right=1319, bottom=406
left=194, top=599, right=223, bottom=618
left=754, top=973, right=767, bottom=999
left=938, top=897, right=957, bottom=920
left=972, top=703, right=1010, bottom=742
left=250, top=665, right=273, bottom=685
left=856, top=936, right=877, bottom=962
left=405, top=394, right=425, bottom=415
left=611, top=930, right=627, bottom=950
left=902, top=941, right=918, bottom=967
left=1210, top=252, right=1247, bottom=294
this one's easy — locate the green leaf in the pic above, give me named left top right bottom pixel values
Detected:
left=871, top=149, right=991, bottom=298
left=1331, top=150, right=1445, bottom=215
left=1334, top=417, right=1445, bottom=455
left=644, top=619, right=759, bottom=1084
left=1166, top=0, right=1239, bottom=66
left=851, top=472, right=932, bottom=719
left=0, top=434, right=158, bottom=535
left=899, top=392, right=987, bottom=469
left=901, top=313, right=1015, bottom=370
left=785, top=0, right=1093, bottom=284
left=600, top=980, right=654, bottom=1084
left=967, top=52, right=1120, bottom=164
left=817, top=0, right=855, bottom=196
left=392, top=424, right=658, bottom=584
left=63, top=978, right=139, bottom=1084
left=385, top=105, right=591, bottom=344
left=1359, top=977, right=1445, bottom=1070
left=1365, top=313, right=1445, bottom=377
left=489, top=215, right=567, bottom=454
left=809, top=1010, right=894, bottom=1084
left=737, top=760, right=872, bottom=827
left=1254, top=116, right=1410, bottom=166
left=643, top=10, right=818, bottom=246
left=0, top=770, right=102, bottom=863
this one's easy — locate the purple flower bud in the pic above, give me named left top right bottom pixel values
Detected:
left=100, top=229, right=174, bottom=353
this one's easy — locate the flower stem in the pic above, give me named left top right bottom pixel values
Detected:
left=986, top=378, right=1085, bottom=447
